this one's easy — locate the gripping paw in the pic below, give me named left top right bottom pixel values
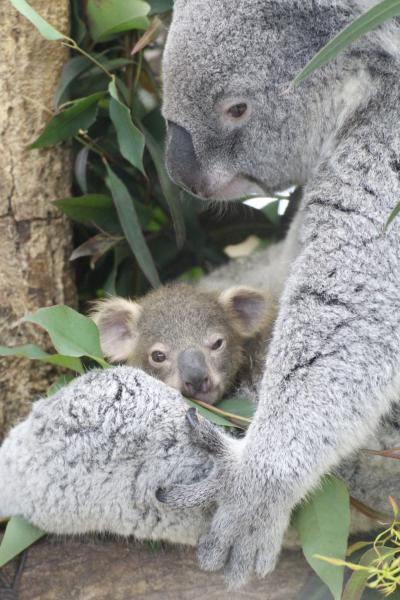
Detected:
left=185, top=408, right=230, bottom=456
left=197, top=504, right=286, bottom=587
left=155, top=409, right=230, bottom=509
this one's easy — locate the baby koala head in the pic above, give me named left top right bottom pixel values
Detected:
left=91, top=283, right=272, bottom=405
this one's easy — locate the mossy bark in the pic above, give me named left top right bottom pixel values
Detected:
left=0, top=0, right=76, bottom=439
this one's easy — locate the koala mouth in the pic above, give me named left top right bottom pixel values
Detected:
left=200, top=175, right=266, bottom=201
left=180, top=381, right=223, bottom=406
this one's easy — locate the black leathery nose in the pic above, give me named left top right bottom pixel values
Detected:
left=166, top=121, right=202, bottom=193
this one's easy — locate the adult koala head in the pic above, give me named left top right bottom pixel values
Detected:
left=162, top=0, right=376, bottom=199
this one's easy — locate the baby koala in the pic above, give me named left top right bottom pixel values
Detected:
left=91, top=283, right=276, bottom=405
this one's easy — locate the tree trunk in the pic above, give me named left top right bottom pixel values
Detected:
left=0, top=0, right=76, bottom=439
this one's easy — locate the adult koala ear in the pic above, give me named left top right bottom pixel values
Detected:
left=89, top=298, right=142, bottom=362
left=218, top=287, right=272, bottom=338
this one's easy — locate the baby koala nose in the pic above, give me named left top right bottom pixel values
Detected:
left=183, top=375, right=211, bottom=397
left=178, top=347, right=211, bottom=398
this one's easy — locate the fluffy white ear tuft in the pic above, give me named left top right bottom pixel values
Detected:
left=218, top=286, right=272, bottom=337
left=89, top=298, right=142, bottom=362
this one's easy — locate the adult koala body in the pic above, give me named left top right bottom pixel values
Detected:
left=161, top=0, right=400, bottom=586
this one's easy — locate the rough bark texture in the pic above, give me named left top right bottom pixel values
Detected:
left=0, top=537, right=316, bottom=600
left=0, top=0, right=76, bottom=439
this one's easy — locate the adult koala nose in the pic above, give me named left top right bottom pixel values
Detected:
left=178, top=347, right=211, bottom=398
left=166, top=121, right=203, bottom=195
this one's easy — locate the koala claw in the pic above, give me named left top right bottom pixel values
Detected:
left=185, top=408, right=229, bottom=456
left=155, top=473, right=218, bottom=509
left=186, top=406, right=200, bottom=429
left=155, top=487, right=168, bottom=503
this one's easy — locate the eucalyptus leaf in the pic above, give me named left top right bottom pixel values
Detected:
left=148, top=0, right=173, bottom=15
left=108, top=79, right=145, bottom=174
left=0, top=516, right=45, bottom=568
left=70, top=234, right=121, bottom=268
left=261, top=199, right=281, bottom=226
left=217, top=396, right=256, bottom=419
left=54, top=56, right=92, bottom=107
left=143, top=127, right=186, bottom=249
left=54, top=194, right=120, bottom=231
left=292, top=476, right=350, bottom=600
left=29, top=93, right=105, bottom=149
left=294, top=0, right=400, bottom=84
left=74, top=146, right=90, bottom=194
left=105, top=164, right=161, bottom=288
left=386, top=200, right=400, bottom=229
left=87, top=0, right=150, bottom=42
left=9, top=0, right=66, bottom=41
left=0, top=344, right=83, bottom=373
left=23, top=305, right=104, bottom=360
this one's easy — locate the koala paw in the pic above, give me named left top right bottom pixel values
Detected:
left=157, top=409, right=289, bottom=587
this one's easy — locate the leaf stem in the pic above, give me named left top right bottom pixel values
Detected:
left=63, top=40, right=113, bottom=79
left=190, top=399, right=251, bottom=426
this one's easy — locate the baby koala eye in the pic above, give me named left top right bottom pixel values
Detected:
left=226, top=102, right=248, bottom=119
left=151, top=350, right=166, bottom=363
left=211, top=338, right=225, bottom=351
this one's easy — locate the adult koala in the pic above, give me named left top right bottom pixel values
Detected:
left=1, top=0, right=400, bottom=591
left=161, top=0, right=400, bottom=587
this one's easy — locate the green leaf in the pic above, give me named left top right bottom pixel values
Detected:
left=70, top=234, right=121, bottom=267
left=185, top=399, right=234, bottom=428
left=29, top=93, right=105, bottom=149
left=23, top=305, right=104, bottom=360
left=0, top=516, right=45, bottom=568
left=148, top=0, right=172, bottom=15
left=74, top=146, right=90, bottom=194
left=292, top=476, right=350, bottom=600
left=9, top=0, right=66, bottom=41
left=0, top=344, right=83, bottom=373
left=54, top=56, right=92, bottom=107
left=294, top=0, right=400, bottom=84
left=105, top=164, right=161, bottom=288
left=143, top=127, right=186, bottom=249
left=54, top=194, right=120, bottom=231
left=87, top=0, right=150, bottom=42
left=47, top=374, right=76, bottom=396
left=217, top=396, right=256, bottom=419
left=261, top=199, right=281, bottom=226
left=385, top=201, right=400, bottom=229
left=108, top=79, right=145, bottom=174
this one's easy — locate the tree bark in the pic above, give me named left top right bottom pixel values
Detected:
left=0, top=0, right=76, bottom=439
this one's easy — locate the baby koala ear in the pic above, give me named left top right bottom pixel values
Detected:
left=218, top=286, right=272, bottom=337
left=89, top=297, right=142, bottom=362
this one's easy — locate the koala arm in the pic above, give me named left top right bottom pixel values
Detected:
left=160, top=118, right=400, bottom=585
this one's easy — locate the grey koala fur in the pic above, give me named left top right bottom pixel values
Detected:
left=0, top=365, right=399, bottom=551
left=160, top=0, right=400, bottom=586
left=1, top=0, right=400, bottom=588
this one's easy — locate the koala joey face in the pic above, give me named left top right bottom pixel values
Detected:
left=91, top=283, right=270, bottom=405
left=162, top=0, right=322, bottom=199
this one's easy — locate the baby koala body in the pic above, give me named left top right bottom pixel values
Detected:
left=91, top=283, right=276, bottom=405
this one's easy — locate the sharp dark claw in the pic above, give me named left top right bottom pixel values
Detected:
left=186, top=407, right=200, bottom=429
left=155, top=487, right=168, bottom=503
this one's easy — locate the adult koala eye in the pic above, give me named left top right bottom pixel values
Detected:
left=150, top=350, right=167, bottom=364
left=219, top=98, right=252, bottom=126
left=227, top=103, right=248, bottom=119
